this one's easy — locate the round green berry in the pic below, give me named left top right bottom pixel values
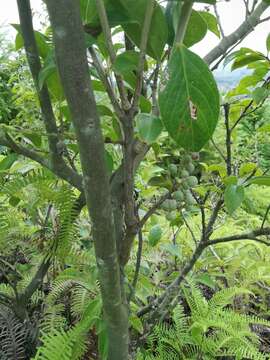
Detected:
left=166, top=211, right=177, bottom=221
left=172, top=190, right=184, bottom=202
left=180, top=170, right=189, bottom=178
left=185, top=191, right=196, bottom=205
left=183, top=154, right=192, bottom=163
left=186, top=176, right=198, bottom=187
left=168, top=164, right=178, bottom=177
left=185, top=162, right=195, bottom=174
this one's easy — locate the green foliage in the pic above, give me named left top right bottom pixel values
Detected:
left=0, top=307, right=27, bottom=360
left=137, top=114, right=163, bottom=144
left=1, top=2, right=270, bottom=359
left=138, top=283, right=270, bottom=359
left=33, top=298, right=102, bottom=360
left=224, top=184, right=245, bottom=215
left=159, top=45, right=220, bottom=151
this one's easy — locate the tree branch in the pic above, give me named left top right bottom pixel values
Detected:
left=224, top=103, right=232, bottom=175
left=139, top=192, right=171, bottom=229
left=208, top=227, right=270, bottom=247
left=89, top=46, right=124, bottom=119
left=16, top=0, right=83, bottom=191
left=214, top=4, right=225, bottom=38
left=95, top=0, right=130, bottom=110
left=204, top=1, right=269, bottom=65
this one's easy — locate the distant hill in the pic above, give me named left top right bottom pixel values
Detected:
left=213, top=67, right=250, bottom=91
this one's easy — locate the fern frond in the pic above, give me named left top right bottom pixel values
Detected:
left=0, top=307, right=27, bottom=360
left=209, top=286, right=253, bottom=310
left=52, top=186, right=79, bottom=261
left=33, top=298, right=102, bottom=360
left=41, top=303, right=67, bottom=334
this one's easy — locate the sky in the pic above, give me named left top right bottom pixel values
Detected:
left=0, top=0, right=269, bottom=57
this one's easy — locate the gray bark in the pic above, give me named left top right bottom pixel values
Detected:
left=44, top=1, right=129, bottom=359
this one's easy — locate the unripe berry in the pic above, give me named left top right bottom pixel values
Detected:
left=168, top=164, right=178, bottom=177
left=185, top=162, right=195, bottom=174
left=166, top=210, right=177, bottom=221
left=186, top=176, right=198, bottom=187
left=180, top=170, right=189, bottom=178
left=172, top=190, right=184, bottom=202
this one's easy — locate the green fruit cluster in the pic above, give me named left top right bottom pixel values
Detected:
left=163, top=154, right=198, bottom=221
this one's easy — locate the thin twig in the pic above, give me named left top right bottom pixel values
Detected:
left=128, top=227, right=144, bottom=302
left=139, top=192, right=171, bottom=229
left=214, top=4, right=225, bottom=38
left=95, top=0, right=130, bottom=110
left=224, top=103, right=232, bottom=175
left=261, top=204, right=270, bottom=230
left=89, top=46, right=123, bottom=118
left=182, top=212, right=198, bottom=245
left=211, top=138, right=226, bottom=162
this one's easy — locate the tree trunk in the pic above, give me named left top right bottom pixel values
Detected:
left=44, top=1, right=129, bottom=358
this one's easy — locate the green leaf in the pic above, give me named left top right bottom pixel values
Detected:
left=38, top=55, right=57, bottom=90
left=231, top=53, right=265, bottom=70
left=198, top=11, right=220, bottom=38
left=121, top=0, right=168, bottom=60
left=129, top=315, right=144, bottom=334
left=12, top=24, right=50, bottom=59
left=239, top=163, right=257, bottom=177
left=9, top=196, right=21, bottom=207
left=159, top=45, right=220, bottom=151
left=139, top=96, right=152, bottom=113
left=162, top=243, right=181, bottom=258
left=137, top=113, right=163, bottom=144
left=148, top=176, right=172, bottom=190
left=80, top=0, right=127, bottom=27
left=178, top=0, right=216, bottom=2
left=38, top=52, right=65, bottom=101
left=167, top=9, right=207, bottom=47
left=252, top=87, right=269, bottom=104
left=105, top=151, right=114, bottom=173
left=113, top=50, right=144, bottom=75
left=208, top=164, right=226, bottom=177
left=97, top=105, right=113, bottom=117
left=184, top=10, right=207, bottom=47
left=148, top=224, right=162, bottom=247
left=248, top=176, right=270, bottom=186
left=224, top=184, right=245, bottom=215
left=0, top=153, right=18, bottom=171
left=91, top=80, right=106, bottom=92
left=81, top=0, right=168, bottom=60
left=223, top=175, right=238, bottom=185
left=195, top=273, right=216, bottom=290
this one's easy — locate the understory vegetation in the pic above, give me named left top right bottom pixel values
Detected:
left=0, top=0, right=270, bottom=359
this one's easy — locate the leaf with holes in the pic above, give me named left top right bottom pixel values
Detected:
left=159, top=45, right=220, bottom=151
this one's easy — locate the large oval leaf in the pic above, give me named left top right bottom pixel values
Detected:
left=159, top=45, right=220, bottom=151
left=184, top=10, right=207, bottom=47
left=166, top=9, right=207, bottom=47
